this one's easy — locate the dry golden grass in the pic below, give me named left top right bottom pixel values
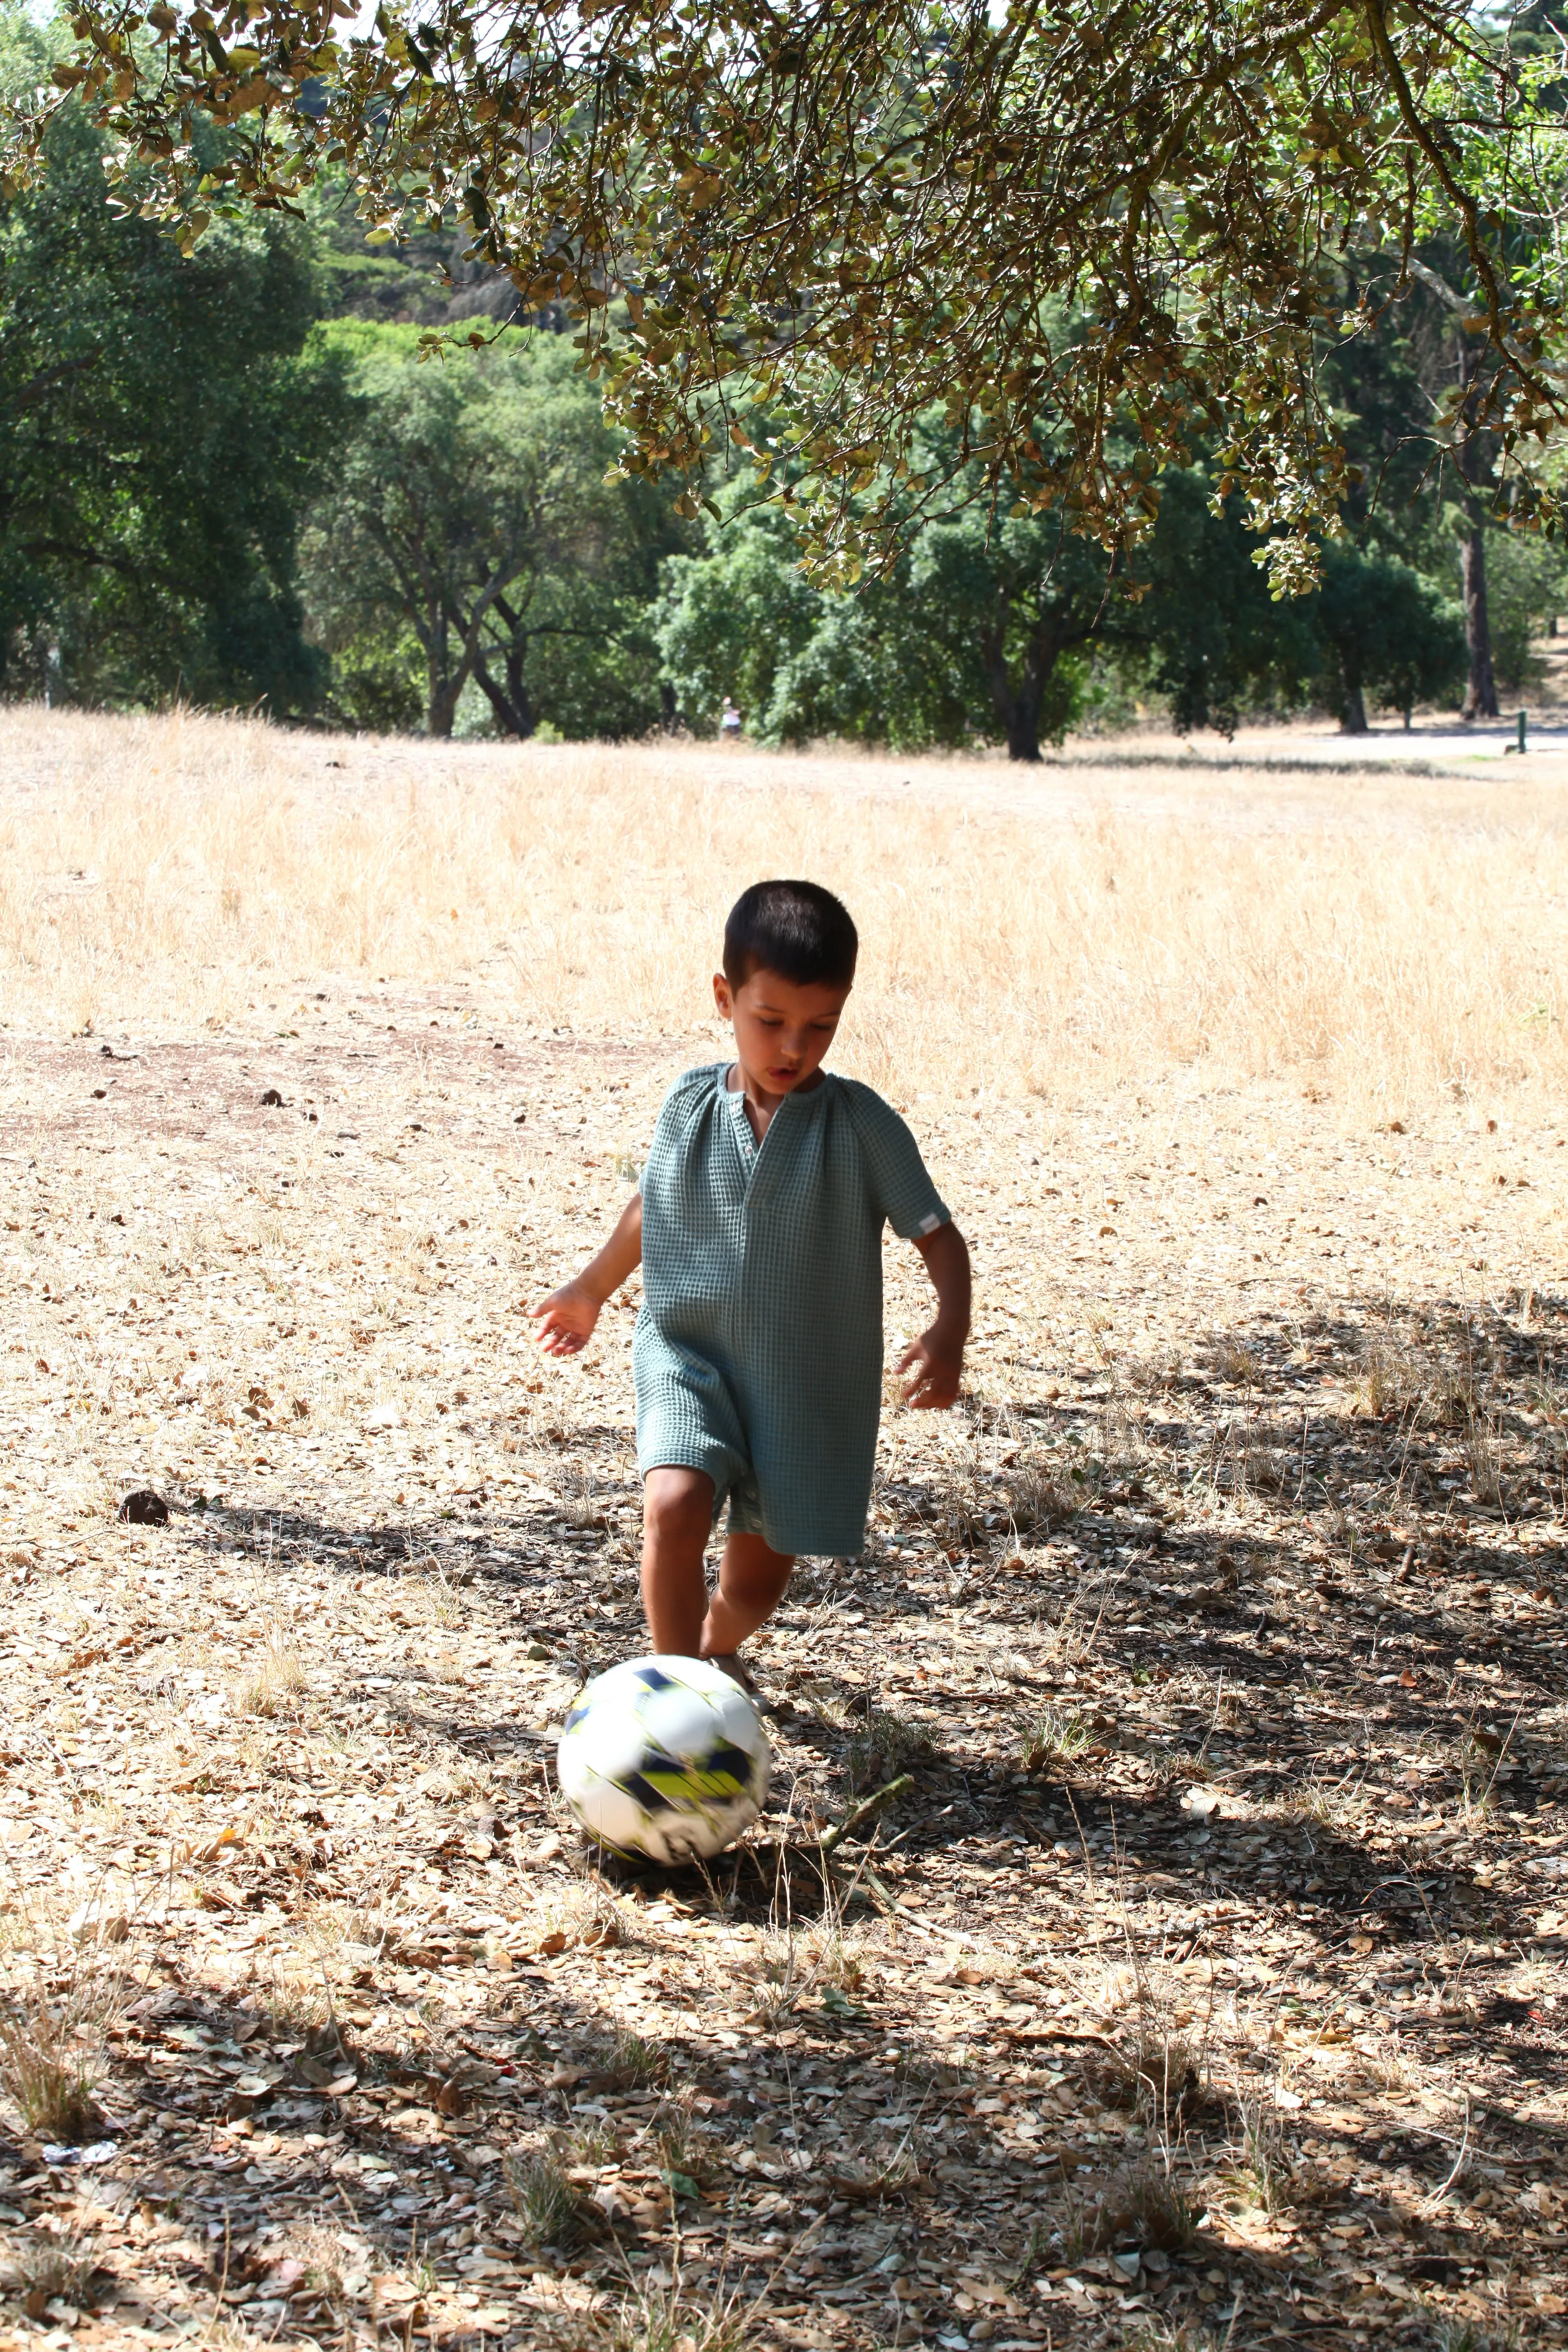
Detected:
left=3, top=705, right=1566, bottom=1124
left=0, top=707, right=1565, bottom=2350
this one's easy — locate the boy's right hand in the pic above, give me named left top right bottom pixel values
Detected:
left=531, top=1282, right=602, bottom=1357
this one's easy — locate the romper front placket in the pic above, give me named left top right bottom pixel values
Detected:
left=725, top=1077, right=810, bottom=1204
left=722, top=1078, right=801, bottom=1520
left=725, top=1078, right=759, bottom=1187
left=722, top=1076, right=810, bottom=1336
left=721, top=1079, right=761, bottom=1372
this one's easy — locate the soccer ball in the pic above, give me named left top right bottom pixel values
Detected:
left=556, top=1656, right=771, bottom=1864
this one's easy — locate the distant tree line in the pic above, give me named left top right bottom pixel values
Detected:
left=3, top=7, right=1566, bottom=758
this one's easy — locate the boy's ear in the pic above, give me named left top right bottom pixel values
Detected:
left=712, top=971, right=733, bottom=1019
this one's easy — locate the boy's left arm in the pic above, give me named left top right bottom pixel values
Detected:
left=898, top=1221, right=971, bottom=1409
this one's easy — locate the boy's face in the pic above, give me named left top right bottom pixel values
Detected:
left=713, top=965, right=851, bottom=1096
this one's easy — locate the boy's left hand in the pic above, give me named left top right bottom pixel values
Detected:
left=897, top=1325, right=965, bottom=1410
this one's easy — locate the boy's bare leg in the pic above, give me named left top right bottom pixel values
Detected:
left=640, top=1470, right=792, bottom=1659
left=641, top=1467, right=717, bottom=1654
left=701, top=1532, right=794, bottom=1660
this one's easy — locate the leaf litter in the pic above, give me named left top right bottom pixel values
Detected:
left=0, top=963, right=1565, bottom=2351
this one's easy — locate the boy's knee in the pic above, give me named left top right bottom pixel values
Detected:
left=642, top=1468, right=713, bottom=1547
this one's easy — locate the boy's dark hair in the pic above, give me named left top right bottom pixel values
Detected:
left=723, top=879, right=859, bottom=991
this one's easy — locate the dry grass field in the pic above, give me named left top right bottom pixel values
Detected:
left=0, top=705, right=1565, bottom=2352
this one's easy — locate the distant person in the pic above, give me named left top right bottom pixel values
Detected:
left=531, top=880, right=971, bottom=1681
left=719, top=697, right=743, bottom=743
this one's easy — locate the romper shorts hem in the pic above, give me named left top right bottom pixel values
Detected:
left=637, top=1440, right=765, bottom=1538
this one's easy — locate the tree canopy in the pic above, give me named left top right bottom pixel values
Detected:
left=3, top=0, right=1558, bottom=749
left=303, top=327, right=686, bottom=737
left=657, top=451, right=1463, bottom=753
left=8, top=0, right=1568, bottom=598
left=0, top=10, right=348, bottom=710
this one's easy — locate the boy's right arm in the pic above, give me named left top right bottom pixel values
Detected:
left=530, top=1192, right=642, bottom=1357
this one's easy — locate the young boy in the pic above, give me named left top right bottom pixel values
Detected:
left=531, top=879, right=971, bottom=1676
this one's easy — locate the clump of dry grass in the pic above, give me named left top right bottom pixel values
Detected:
left=0, top=1878, right=138, bottom=2146
left=1457, top=1727, right=1508, bottom=1824
left=1426, top=2323, right=1491, bottom=2352
left=230, top=1632, right=307, bottom=1718
left=648, top=2093, right=713, bottom=2188
left=1464, top=1409, right=1507, bottom=1505
left=505, top=2146, right=584, bottom=2249
left=1064, top=2143, right=1203, bottom=2257
left=745, top=1934, right=808, bottom=2028
left=748, top=1932, right=860, bottom=2025
left=0, top=1993, right=104, bottom=2142
left=1350, top=1332, right=1419, bottom=1421
left=1215, top=2095, right=1296, bottom=2220
left=1351, top=1327, right=1480, bottom=1430
left=555, top=1468, right=611, bottom=1531
left=0, top=1923, right=131, bottom=2143
left=421, top=1576, right=468, bottom=1630
left=1001, top=1447, right=1082, bottom=1535
left=1021, top=1704, right=1091, bottom=1774
left=1235, top=1437, right=1295, bottom=1495
left=582, top=2024, right=666, bottom=2090
left=1096, top=1960, right=1212, bottom=2133
left=1355, top=2038, right=1422, bottom=2096
left=0, top=2223, right=103, bottom=2310
left=534, top=1876, right=625, bottom=1951
left=595, top=2275, right=750, bottom=2352
left=843, top=1705, right=936, bottom=1793
left=254, top=1968, right=334, bottom=2038
left=1279, top=1776, right=1357, bottom=1832
left=1118, top=2321, right=1228, bottom=2352
left=743, top=1890, right=872, bottom=2027
left=1206, top=1335, right=1262, bottom=1387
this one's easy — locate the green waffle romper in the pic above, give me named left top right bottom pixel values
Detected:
left=633, top=1062, right=950, bottom=1558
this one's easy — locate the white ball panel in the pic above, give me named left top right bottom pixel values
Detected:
left=556, top=1654, right=770, bottom=1862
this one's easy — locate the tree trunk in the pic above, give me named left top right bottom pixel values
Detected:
left=981, top=626, right=1046, bottom=762
left=426, top=667, right=464, bottom=735
left=1338, top=647, right=1368, bottom=734
left=472, top=650, right=532, bottom=738
left=1459, top=525, right=1499, bottom=720
left=505, top=639, right=533, bottom=737
left=426, top=615, right=458, bottom=736
left=471, top=596, right=535, bottom=738
left=1456, top=336, right=1500, bottom=722
left=1006, top=697, right=1042, bottom=762
left=428, top=581, right=513, bottom=737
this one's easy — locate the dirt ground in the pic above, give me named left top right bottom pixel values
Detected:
left=0, top=713, right=1564, bottom=2352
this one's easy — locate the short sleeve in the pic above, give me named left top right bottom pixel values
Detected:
left=840, top=1081, right=950, bottom=1241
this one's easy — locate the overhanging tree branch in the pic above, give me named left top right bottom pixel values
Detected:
left=28, top=0, right=1567, bottom=588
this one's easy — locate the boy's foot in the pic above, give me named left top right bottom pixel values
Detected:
left=704, top=1653, right=779, bottom=1715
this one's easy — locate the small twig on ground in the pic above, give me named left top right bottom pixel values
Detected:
left=818, top=1774, right=913, bottom=1857
left=1478, top=1700, right=1525, bottom=1812
left=1421, top=2094, right=1471, bottom=2214
left=857, top=1865, right=944, bottom=1933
